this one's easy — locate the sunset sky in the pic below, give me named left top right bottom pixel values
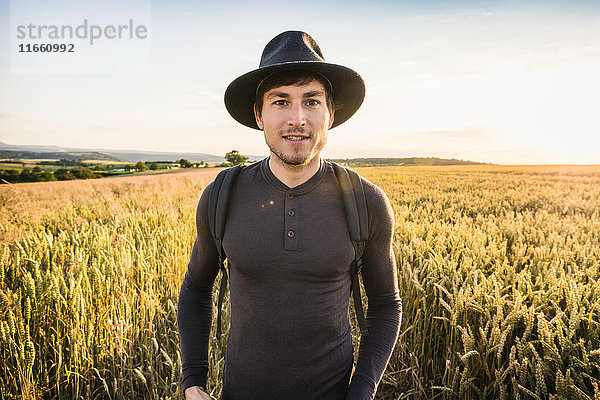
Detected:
left=0, top=0, right=599, bottom=164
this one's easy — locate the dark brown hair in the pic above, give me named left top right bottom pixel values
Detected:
left=254, top=69, right=334, bottom=117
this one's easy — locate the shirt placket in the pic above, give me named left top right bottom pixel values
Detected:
left=284, top=190, right=298, bottom=251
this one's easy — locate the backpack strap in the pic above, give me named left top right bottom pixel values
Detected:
left=208, top=163, right=245, bottom=339
left=331, top=163, right=370, bottom=336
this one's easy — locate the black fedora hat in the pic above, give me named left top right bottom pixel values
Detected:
left=224, top=30, right=365, bottom=130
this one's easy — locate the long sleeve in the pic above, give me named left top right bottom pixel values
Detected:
left=346, top=182, right=402, bottom=400
left=177, top=182, right=220, bottom=390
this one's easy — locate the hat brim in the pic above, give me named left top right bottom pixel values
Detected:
left=224, top=61, right=365, bottom=130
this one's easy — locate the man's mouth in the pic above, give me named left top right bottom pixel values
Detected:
left=283, top=135, right=309, bottom=142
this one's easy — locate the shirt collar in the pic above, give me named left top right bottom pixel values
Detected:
left=260, top=156, right=327, bottom=195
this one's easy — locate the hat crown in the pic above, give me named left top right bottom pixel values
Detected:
left=259, top=31, right=325, bottom=67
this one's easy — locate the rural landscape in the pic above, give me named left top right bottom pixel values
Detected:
left=3, top=0, right=599, bottom=398
left=0, top=142, right=487, bottom=184
left=0, top=161, right=598, bottom=399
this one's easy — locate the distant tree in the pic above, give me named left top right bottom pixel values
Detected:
left=54, top=168, right=74, bottom=181
left=178, top=158, right=192, bottom=168
left=124, top=164, right=135, bottom=172
left=0, top=167, right=58, bottom=183
left=225, top=150, right=248, bottom=166
left=0, top=170, right=20, bottom=183
left=93, top=165, right=106, bottom=171
left=71, top=167, right=100, bottom=180
left=19, top=168, right=34, bottom=182
left=135, top=161, right=147, bottom=172
left=150, top=163, right=159, bottom=171
left=38, top=171, right=56, bottom=182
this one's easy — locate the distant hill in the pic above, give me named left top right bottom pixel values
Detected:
left=0, top=143, right=489, bottom=166
left=0, top=150, right=122, bottom=161
left=0, top=142, right=262, bottom=163
left=100, top=151, right=229, bottom=163
left=328, top=157, right=489, bottom=167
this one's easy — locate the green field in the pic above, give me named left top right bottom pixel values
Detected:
left=0, top=165, right=599, bottom=399
left=0, top=159, right=116, bottom=170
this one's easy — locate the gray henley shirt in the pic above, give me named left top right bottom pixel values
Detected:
left=177, top=157, right=402, bottom=400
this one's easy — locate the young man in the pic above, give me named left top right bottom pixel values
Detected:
left=177, top=31, right=402, bottom=400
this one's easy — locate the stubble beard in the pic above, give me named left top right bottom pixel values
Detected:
left=268, top=127, right=328, bottom=167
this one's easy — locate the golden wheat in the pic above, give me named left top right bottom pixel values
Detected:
left=1, top=165, right=599, bottom=399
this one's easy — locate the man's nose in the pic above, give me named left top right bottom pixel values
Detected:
left=287, top=103, right=306, bottom=127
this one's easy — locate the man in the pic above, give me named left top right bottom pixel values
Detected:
left=177, top=31, right=401, bottom=400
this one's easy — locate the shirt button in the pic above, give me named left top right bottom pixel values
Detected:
left=287, top=193, right=294, bottom=199
left=287, top=230, right=295, bottom=238
left=288, top=209, right=295, bottom=216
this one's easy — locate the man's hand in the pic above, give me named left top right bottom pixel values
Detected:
left=185, top=386, right=211, bottom=400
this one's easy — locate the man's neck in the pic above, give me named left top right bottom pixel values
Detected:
left=268, top=154, right=321, bottom=188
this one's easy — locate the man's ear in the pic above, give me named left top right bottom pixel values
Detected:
left=328, top=109, right=335, bottom=129
left=254, top=104, right=264, bottom=130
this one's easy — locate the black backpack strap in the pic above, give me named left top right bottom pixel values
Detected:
left=208, top=164, right=245, bottom=339
left=331, top=163, right=369, bottom=336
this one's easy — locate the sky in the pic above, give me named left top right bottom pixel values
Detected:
left=1, top=0, right=599, bottom=164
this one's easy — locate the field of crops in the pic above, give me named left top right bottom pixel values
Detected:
left=1, top=164, right=599, bottom=399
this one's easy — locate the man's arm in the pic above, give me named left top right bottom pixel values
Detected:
left=177, top=182, right=220, bottom=392
left=346, top=182, right=402, bottom=400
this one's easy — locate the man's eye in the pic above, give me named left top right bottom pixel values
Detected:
left=306, top=99, right=320, bottom=106
left=273, top=100, right=288, bottom=106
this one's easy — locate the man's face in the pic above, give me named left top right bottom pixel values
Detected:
left=254, top=80, right=335, bottom=167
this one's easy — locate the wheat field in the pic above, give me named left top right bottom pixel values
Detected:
left=1, top=165, right=599, bottom=399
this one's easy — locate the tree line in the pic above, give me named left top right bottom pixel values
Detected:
left=0, top=151, right=249, bottom=184
left=0, top=167, right=102, bottom=183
